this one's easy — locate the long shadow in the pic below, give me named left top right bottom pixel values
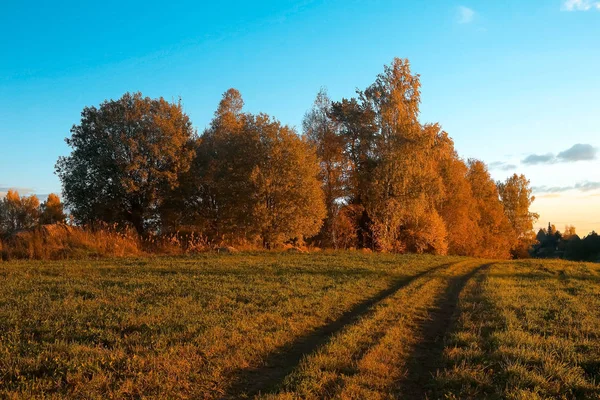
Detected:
left=396, top=263, right=492, bottom=400
left=222, top=262, right=455, bottom=399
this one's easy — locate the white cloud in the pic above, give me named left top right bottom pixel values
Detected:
left=457, top=6, right=475, bottom=24
left=489, top=161, right=517, bottom=171
left=533, top=181, right=600, bottom=194
left=562, top=0, right=600, bottom=11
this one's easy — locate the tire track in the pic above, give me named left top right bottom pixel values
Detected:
left=222, top=262, right=458, bottom=399
left=396, top=262, right=492, bottom=399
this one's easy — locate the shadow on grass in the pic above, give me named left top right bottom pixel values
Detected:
left=222, top=263, right=456, bottom=399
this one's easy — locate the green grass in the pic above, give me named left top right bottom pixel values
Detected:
left=1, top=253, right=599, bottom=399
left=0, top=252, right=459, bottom=399
left=434, top=259, right=600, bottom=399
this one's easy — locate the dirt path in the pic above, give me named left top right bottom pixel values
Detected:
left=222, top=262, right=456, bottom=399
left=396, top=262, right=491, bottom=399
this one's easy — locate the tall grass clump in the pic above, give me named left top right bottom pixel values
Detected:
left=0, top=224, right=217, bottom=261
left=0, top=223, right=142, bottom=260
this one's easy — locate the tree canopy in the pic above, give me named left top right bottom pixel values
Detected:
left=0, top=190, right=66, bottom=237
left=172, top=89, right=326, bottom=248
left=47, top=57, right=544, bottom=256
left=56, top=92, right=196, bottom=234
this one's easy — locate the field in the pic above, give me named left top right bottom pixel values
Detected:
left=1, top=253, right=600, bottom=399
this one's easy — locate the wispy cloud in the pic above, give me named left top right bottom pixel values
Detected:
left=536, top=193, right=562, bottom=199
left=457, top=6, right=475, bottom=24
left=532, top=185, right=571, bottom=194
left=576, top=181, right=600, bottom=191
left=489, top=161, right=517, bottom=171
left=533, top=181, right=600, bottom=194
left=522, top=143, right=598, bottom=165
left=562, top=0, right=600, bottom=11
left=0, top=186, right=36, bottom=198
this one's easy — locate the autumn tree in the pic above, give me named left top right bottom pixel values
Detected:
left=0, top=190, right=40, bottom=235
left=467, top=160, right=514, bottom=259
left=436, top=145, right=481, bottom=256
left=563, top=225, right=577, bottom=239
left=181, top=89, right=325, bottom=247
left=359, top=58, right=447, bottom=253
left=56, top=92, right=196, bottom=234
left=497, top=174, right=539, bottom=258
left=329, top=97, right=377, bottom=248
left=303, top=89, right=346, bottom=248
left=39, top=193, right=67, bottom=225
left=248, top=114, right=326, bottom=247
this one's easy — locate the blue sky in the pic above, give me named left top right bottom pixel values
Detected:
left=1, top=0, right=599, bottom=233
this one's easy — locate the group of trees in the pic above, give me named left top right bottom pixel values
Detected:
left=9, top=57, right=536, bottom=257
left=56, top=91, right=325, bottom=249
left=302, top=59, right=538, bottom=257
left=534, top=223, right=600, bottom=262
left=0, top=191, right=65, bottom=236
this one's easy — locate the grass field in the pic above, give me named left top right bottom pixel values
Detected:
left=1, top=253, right=600, bottom=399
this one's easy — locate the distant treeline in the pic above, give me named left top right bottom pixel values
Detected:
left=2, top=58, right=542, bottom=258
left=532, top=223, right=600, bottom=262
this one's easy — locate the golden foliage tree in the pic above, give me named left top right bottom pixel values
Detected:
left=187, top=89, right=259, bottom=239
left=436, top=143, right=481, bottom=256
left=0, top=190, right=40, bottom=235
left=329, top=97, right=378, bottom=249
left=301, top=58, right=537, bottom=258
left=183, top=89, right=325, bottom=247
left=336, top=58, right=447, bottom=253
left=498, top=174, right=539, bottom=258
left=467, top=160, right=514, bottom=259
left=248, top=114, right=326, bottom=248
left=39, top=193, right=67, bottom=225
left=563, top=225, right=577, bottom=239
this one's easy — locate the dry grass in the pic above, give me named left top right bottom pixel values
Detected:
left=433, top=259, right=600, bottom=399
left=263, top=260, right=485, bottom=399
left=0, top=252, right=460, bottom=399
left=1, top=254, right=599, bottom=399
left=0, top=225, right=216, bottom=261
left=0, top=224, right=142, bottom=260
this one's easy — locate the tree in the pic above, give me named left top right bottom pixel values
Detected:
left=361, top=59, right=447, bottom=253
left=181, top=89, right=326, bottom=247
left=497, top=174, right=539, bottom=258
left=467, top=160, right=514, bottom=259
left=563, top=225, right=577, bottom=239
left=582, top=232, right=600, bottom=261
left=56, top=92, right=196, bottom=234
left=0, top=190, right=40, bottom=235
left=437, top=150, right=481, bottom=256
left=564, top=234, right=584, bottom=260
left=181, top=88, right=264, bottom=240
left=39, top=193, right=67, bottom=225
left=329, top=97, right=377, bottom=249
left=303, top=89, right=346, bottom=248
left=248, top=114, right=326, bottom=248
